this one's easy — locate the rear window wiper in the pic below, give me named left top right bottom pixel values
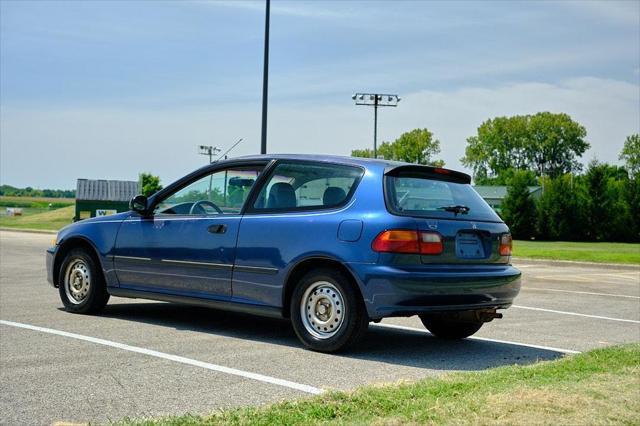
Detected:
left=437, top=205, right=470, bottom=215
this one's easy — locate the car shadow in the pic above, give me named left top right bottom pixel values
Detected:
left=95, top=300, right=567, bottom=371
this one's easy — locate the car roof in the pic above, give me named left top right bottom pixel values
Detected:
left=226, top=154, right=471, bottom=181
left=230, top=153, right=400, bottom=168
left=155, top=154, right=471, bottom=203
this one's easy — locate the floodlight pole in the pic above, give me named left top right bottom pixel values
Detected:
left=352, top=93, right=400, bottom=159
left=260, top=0, right=270, bottom=155
left=373, top=95, right=379, bottom=158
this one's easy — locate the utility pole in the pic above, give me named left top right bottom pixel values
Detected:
left=198, top=145, right=220, bottom=164
left=352, top=93, right=400, bottom=158
left=260, top=0, right=270, bottom=155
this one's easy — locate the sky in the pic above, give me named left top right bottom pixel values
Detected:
left=1, top=0, right=639, bottom=189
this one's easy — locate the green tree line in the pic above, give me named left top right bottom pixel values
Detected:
left=468, top=116, right=639, bottom=242
left=351, top=128, right=445, bottom=166
left=503, top=159, right=639, bottom=242
left=351, top=113, right=638, bottom=243
left=0, top=185, right=75, bottom=198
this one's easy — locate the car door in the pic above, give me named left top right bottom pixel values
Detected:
left=113, top=163, right=265, bottom=299
left=233, top=161, right=365, bottom=307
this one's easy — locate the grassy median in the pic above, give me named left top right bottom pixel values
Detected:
left=121, top=343, right=640, bottom=425
left=0, top=205, right=74, bottom=231
left=513, top=240, right=640, bottom=264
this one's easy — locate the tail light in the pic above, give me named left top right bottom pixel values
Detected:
left=372, top=230, right=443, bottom=255
left=420, top=232, right=444, bottom=254
left=499, top=234, right=512, bottom=256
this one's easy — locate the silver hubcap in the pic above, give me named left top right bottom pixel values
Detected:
left=300, top=281, right=345, bottom=339
left=64, top=259, right=90, bottom=304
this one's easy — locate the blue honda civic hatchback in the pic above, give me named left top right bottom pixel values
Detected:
left=46, top=154, right=521, bottom=352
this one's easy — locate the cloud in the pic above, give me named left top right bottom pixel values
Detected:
left=192, top=0, right=352, bottom=19
left=267, top=77, right=639, bottom=169
left=1, top=77, right=638, bottom=188
left=560, top=0, right=640, bottom=26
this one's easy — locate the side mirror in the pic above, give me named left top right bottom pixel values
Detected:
left=129, top=195, right=148, bottom=214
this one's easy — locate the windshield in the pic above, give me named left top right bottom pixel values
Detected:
left=385, top=176, right=502, bottom=222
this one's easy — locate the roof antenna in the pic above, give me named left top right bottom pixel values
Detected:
left=216, top=138, right=243, bottom=162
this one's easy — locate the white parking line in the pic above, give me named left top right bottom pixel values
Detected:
left=374, top=323, right=580, bottom=354
left=512, top=306, right=640, bottom=324
left=0, top=319, right=323, bottom=395
left=590, top=272, right=640, bottom=279
left=523, top=287, right=640, bottom=299
left=532, top=275, right=594, bottom=282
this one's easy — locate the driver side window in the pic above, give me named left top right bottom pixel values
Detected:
left=154, top=167, right=262, bottom=216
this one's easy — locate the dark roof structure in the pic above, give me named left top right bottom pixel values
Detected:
left=76, top=179, right=139, bottom=202
left=473, top=185, right=541, bottom=199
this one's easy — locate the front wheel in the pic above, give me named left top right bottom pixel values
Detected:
left=419, top=314, right=483, bottom=339
left=58, top=248, right=109, bottom=314
left=290, top=268, right=368, bottom=353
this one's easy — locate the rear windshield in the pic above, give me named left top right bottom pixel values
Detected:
left=385, top=176, right=502, bottom=222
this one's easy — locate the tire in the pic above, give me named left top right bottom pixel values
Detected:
left=419, top=314, right=483, bottom=339
left=58, top=248, right=109, bottom=314
left=290, top=268, right=368, bottom=353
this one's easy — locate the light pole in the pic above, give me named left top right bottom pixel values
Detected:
left=199, top=145, right=220, bottom=164
left=352, top=93, right=400, bottom=158
left=260, top=0, right=270, bottom=154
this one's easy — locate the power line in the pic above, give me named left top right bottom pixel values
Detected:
left=198, top=145, right=221, bottom=164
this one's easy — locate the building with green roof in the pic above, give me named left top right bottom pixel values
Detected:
left=472, top=186, right=541, bottom=213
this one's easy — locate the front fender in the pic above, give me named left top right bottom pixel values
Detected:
left=52, top=215, right=128, bottom=288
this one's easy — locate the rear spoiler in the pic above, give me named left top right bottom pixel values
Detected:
left=384, top=164, right=471, bottom=184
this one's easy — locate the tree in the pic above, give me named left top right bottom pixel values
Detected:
left=501, top=171, right=537, bottom=239
left=623, top=178, right=640, bottom=242
left=536, top=175, right=584, bottom=241
left=463, top=115, right=530, bottom=181
left=350, top=148, right=374, bottom=158
left=584, top=160, right=613, bottom=241
left=351, top=128, right=444, bottom=166
left=140, top=173, right=163, bottom=197
left=461, top=112, right=589, bottom=181
left=619, top=134, right=640, bottom=179
left=474, top=167, right=537, bottom=186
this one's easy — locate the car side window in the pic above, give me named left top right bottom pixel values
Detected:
left=154, top=167, right=262, bottom=216
left=252, top=162, right=363, bottom=212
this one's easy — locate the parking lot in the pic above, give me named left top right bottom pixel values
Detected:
left=1, top=230, right=638, bottom=424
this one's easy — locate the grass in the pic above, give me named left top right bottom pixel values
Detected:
left=513, top=240, right=640, bottom=264
left=0, top=195, right=74, bottom=209
left=119, top=344, right=640, bottom=426
left=0, top=205, right=74, bottom=231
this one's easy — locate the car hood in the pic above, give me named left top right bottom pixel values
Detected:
left=57, top=211, right=132, bottom=235
left=80, top=211, right=132, bottom=224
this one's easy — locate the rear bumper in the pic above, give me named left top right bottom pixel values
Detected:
left=46, top=247, right=57, bottom=287
left=347, top=263, right=521, bottom=319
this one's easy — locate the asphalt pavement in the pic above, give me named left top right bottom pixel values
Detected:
left=1, top=230, right=638, bottom=424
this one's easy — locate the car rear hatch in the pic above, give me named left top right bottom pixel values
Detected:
left=383, top=165, right=511, bottom=264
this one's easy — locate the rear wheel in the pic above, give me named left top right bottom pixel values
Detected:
left=419, top=314, right=483, bottom=339
left=58, top=248, right=109, bottom=314
left=290, top=268, right=368, bottom=353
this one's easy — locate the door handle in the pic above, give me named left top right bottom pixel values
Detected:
left=208, top=224, right=227, bottom=234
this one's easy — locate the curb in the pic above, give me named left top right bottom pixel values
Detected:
left=512, top=257, right=640, bottom=271
left=0, top=227, right=57, bottom=235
